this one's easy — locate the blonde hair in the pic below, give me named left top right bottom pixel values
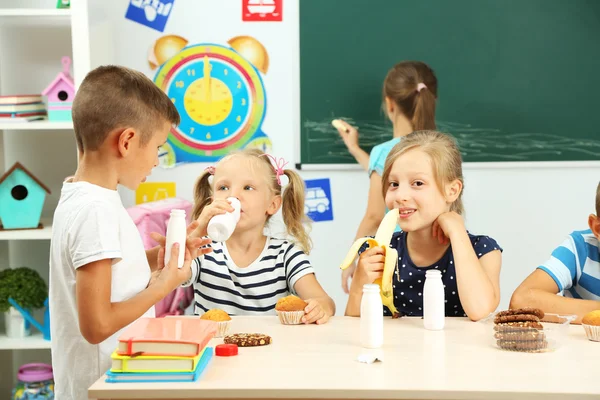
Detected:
left=381, top=131, right=465, bottom=215
left=72, top=65, right=180, bottom=152
left=382, top=61, right=438, bottom=131
left=192, top=149, right=312, bottom=254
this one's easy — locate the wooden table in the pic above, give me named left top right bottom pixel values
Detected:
left=88, top=316, right=600, bottom=400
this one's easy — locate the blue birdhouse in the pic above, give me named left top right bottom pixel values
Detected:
left=0, top=162, right=51, bottom=230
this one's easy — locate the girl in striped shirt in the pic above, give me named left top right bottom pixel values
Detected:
left=184, top=149, right=335, bottom=324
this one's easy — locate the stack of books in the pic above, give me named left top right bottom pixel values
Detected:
left=105, top=317, right=218, bottom=383
left=0, top=95, right=47, bottom=122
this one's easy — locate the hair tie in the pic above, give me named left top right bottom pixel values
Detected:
left=417, top=83, right=427, bottom=92
left=204, top=166, right=215, bottom=175
left=261, top=154, right=289, bottom=186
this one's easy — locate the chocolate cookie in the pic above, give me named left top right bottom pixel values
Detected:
left=224, top=333, right=272, bottom=347
left=494, top=313, right=540, bottom=324
left=496, top=307, right=545, bottom=319
left=494, top=321, right=544, bottom=330
left=496, top=339, right=548, bottom=352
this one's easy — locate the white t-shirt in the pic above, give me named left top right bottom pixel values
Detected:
left=49, top=181, right=154, bottom=400
left=182, top=237, right=315, bottom=315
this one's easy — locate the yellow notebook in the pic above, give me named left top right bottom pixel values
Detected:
left=110, top=350, right=201, bottom=373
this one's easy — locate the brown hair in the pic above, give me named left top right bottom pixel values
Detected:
left=596, top=183, right=600, bottom=217
left=192, top=149, right=312, bottom=254
left=71, top=65, right=180, bottom=152
left=382, top=61, right=438, bottom=131
left=382, top=130, right=464, bottom=215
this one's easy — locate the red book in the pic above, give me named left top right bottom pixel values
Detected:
left=116, top=317, right=217, bottom=357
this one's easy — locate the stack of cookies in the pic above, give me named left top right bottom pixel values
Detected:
left=493, top=307, right=548, bottom=352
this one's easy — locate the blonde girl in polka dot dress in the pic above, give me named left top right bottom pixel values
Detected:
left=345, top=131, right=502, bottom=321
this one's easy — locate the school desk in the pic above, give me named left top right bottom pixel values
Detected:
left=88, top=316, right=600, bottom=400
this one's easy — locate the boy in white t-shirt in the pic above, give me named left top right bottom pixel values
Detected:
left=49, top=65, right=211, bottom=400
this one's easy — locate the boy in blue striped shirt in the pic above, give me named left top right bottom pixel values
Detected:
left=510, top=182, right=600, bottom=324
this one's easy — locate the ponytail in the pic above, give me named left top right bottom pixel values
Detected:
left=191, top=171, right=212, bottom=220
left=412, top=87, right=437, bottom=131
left=281, top=170, right=312, bottom=254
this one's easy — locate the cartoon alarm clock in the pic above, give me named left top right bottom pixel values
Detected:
left=152, top=35, right=272, bottom=166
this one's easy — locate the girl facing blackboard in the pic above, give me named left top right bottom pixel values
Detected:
left=333, top=61, right=439, bottom=293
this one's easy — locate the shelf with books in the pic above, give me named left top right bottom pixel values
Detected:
left=0, top=332, right=50, bottom=350
left=0, top=218, right=52, bottom=241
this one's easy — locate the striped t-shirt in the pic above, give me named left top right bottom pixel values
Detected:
left=537, top=229, right=600, bottom=300
left=182, top=237, right=315, bottom=316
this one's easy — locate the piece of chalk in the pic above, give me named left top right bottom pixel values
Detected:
left=332, top=119, right=349, bottom=132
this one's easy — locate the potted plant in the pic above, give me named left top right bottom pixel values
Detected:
left=0, top=267, right=47, bottom=338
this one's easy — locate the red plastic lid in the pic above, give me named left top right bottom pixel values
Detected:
left=215, top=343, right=238, bottom=357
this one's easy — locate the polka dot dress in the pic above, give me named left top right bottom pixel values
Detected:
left=365, top=231, right=502, bottom=318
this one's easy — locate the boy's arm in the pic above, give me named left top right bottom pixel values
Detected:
left=77, top=244, right=192, bottom=344
left=510, top=234, right=597, bottom=324
left=510, top=269, right=600, bottom=324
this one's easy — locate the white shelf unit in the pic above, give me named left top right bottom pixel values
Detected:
left=0, top=0, right=105, bottom=395
left=0, top=218, right=52, bottom=241
left=0, top=333, right=50, bottom=350
left=0, top=121, right=73, bottom=130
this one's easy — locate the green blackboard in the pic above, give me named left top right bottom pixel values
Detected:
left=299, top=0, right=600, bottom=165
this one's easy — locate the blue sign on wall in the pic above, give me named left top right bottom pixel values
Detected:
left=125, top=0, right=174, bottom=32
left=304, top=178, right=333, bottom=222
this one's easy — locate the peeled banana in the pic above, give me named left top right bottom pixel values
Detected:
left=340, top=208, right=400, bottom=317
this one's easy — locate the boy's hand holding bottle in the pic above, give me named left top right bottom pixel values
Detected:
left=149, top=220, right=213, bottom=287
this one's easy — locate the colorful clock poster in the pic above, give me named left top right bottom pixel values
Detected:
left=152, top=35, right=272, bottom=167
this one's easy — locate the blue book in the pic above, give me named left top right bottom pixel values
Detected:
left=105, top=347, right=213, bottom=383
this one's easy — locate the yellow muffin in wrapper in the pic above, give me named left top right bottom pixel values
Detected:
left=275, top=295, right=307, bottom=325
left=582, top=310, right=600, bottom=342
left=200, top=309, right=231, bottom=338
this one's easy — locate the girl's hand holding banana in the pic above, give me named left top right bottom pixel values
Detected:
left=354, top=246, right=385, bottom=286
left=339, top=208, right=400, bottom=317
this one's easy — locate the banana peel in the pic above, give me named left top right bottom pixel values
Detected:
left=340, top=208, right=401, bottom=318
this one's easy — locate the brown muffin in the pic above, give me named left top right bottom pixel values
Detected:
left=275, top=295, right=307, bottom=312
left=582, top=310, right=600, bottom=326
left=200, top=309, right=232, bottom=322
